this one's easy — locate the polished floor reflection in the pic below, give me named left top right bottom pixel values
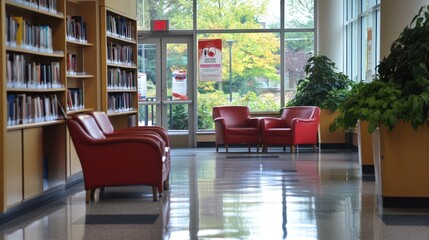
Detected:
left=2, top=148, right=429, bottom=240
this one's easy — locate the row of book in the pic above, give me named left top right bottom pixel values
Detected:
left=66, top=53, right=77, bottom=75
left=67, top=88, right=84, bottom=111
left=9, top=0, right=60, bottom=15
left=6, top=15, right=54, bottom=53
left=107, top=68, right=136, bottom=90
left=107, top=43, right=134, bottom=66
left=7, top=94, right=60, bottom=126
left=107, top=93, right=135, bottom=113
left=106, top=14, right=135, bottom=40
left=6, top=53, right=63, bottom=89
left=66, top=15, right=87, bottom=43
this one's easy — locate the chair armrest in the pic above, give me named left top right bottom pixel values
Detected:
left=104, top=132, right=166, bottom=151
left=86, top=135, right=165, bottom=155
left=245, top=118, right=260, bottom=128
left=213, top=117, right=227, bottom=128
left=291, top=118, right=319, bottom=140
left=115, top=126, right=170, bottom=146
left=260, top=117, right=288, bottom=129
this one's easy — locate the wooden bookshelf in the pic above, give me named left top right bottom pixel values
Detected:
left=65, top=0, right=99, bottom=177
left=2, top=0, right=67, bottom=210
left=100, top=2, right=138, bottom=129
left=0, top=0, right=137, bottom=214
left=1, top=0, right=6, bottom=211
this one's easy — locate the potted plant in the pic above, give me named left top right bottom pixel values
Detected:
left=287, top=54, right=355, bottom=146
left=331, top=6, right=429, bottom=206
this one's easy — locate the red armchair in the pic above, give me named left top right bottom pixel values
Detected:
left=260, top=106, right=320, bottom=153
left=67, top=114, right=170, bottom=202
left=212, top=106, right=261, bottom=152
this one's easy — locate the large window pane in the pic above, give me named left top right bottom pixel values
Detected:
left=285, top=0, right=314, bottom=28
left=197, top=0, right=280, bottom=30
left=197, top=33, right=281, bottom=130
left=284, top=32, right=314, bottom=103
left=137, top=0, right=193, bottom=30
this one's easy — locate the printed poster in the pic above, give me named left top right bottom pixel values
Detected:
left=198, top=39, right=222, bottom=82
left=172, top=70, right=188, bottom=100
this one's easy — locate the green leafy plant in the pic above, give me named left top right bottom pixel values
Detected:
left=287, top=54, right=354, bottom=111
left=331, top=6, right=429, bottom=133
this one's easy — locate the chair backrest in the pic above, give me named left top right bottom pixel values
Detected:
left=280, top=106, right=320, bottom=126
left=88, top=111, right=115, bottom=134
left=70, top=114, right=106, bottom=139
left=212, top=106, right=251, bottom=127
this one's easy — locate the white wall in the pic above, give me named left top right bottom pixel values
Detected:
left=380, top=0, right=429, bottom=58
left=317, top=0, right=344, bottom=71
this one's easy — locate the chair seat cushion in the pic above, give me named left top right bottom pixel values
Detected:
left=228, top=127, right=259, bottom=135
left=265, top=128, right=292, bottom=137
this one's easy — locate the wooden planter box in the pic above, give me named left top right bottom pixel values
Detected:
left=319, top=109, right=346, bottom=145
left=372, top=121, right=429, bottom=207
left=357, top=121, right=374, bottom=173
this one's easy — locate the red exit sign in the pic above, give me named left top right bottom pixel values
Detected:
left=151, top=20, right=169, bottom=31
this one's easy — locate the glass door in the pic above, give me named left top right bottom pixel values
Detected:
left=138, top=36, right=195, bottom=147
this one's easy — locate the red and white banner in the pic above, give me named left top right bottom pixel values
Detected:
left=172, top=70, right=188, bottom=100
left=198, top=39, right=222, bottom=82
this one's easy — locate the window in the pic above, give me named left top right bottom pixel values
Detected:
left=137, top=0, right=316, bottom=130
left=344, top=0, right=380, bottom=82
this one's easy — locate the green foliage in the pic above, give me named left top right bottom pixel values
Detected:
left=195, top=91, right=280, bottom=130
left=232, top=92, right=279, bottom=111
left=197, top=91, right=228, bottom=130
left=287, top=54, right=354, bottom=111
left=169, top=104, right=188, bottom=130
left=332, top=6, right=429, bottom=133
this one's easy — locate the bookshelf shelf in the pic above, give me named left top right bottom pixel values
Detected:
left=7, top=88, right=66, bottom=92
left=106, top=63, right=137, bottom=69
left=106, top=34, right=136, bottom=44
left=66, top=74, right=94, bottom=78
left=6, top=47, right=64, bottom=57
left=107, top=110, right=138, bottom=117
left=6, top=119, right=65, bottom=131
left=6, top=1, right=64, bottom=19
left=66, top=39, right=94, bottom=47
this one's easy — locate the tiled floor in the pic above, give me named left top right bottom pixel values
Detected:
left=2, top=147, right=429, bottom=239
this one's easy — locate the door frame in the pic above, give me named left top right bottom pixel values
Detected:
left=138, top=35, right=196, bottom=148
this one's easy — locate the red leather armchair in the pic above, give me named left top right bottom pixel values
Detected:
left=212, top=106, right=261, bottom=152
left=67, top=114, right=170, bottom=202
left=260, top=106, right=320, bottom=153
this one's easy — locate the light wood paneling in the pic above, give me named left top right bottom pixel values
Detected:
left=379, top=121, right=429, bottom=197
left=23, top=128, right=44, bottom=199
left=69, top=137, right=82, bottom=176
left=320, top=109, right=345, bottom=144
left=101, top=0, right=137, bottom=19
left=6, top=130, right=23, bottom=207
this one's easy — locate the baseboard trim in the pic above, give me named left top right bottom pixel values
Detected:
left=361, top=165, right=375, bottom=174
left=381, top=196, right=429, bottom=208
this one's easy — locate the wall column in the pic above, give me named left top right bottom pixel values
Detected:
left=317, top=0, right=344, bottom=71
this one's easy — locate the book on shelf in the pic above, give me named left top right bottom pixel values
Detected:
left=11, top=16, right=23, bottom=46
left=7, top=52, right=62, bottom=89
left=66, top=53, right=77, bottom=75
left=66, top=15, right=88, bottom=42
left=106, top=13, right=135, bottom=40
left=7, top=93, right=60, bottom=126
left=67, top=88, right=84, bottom=111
